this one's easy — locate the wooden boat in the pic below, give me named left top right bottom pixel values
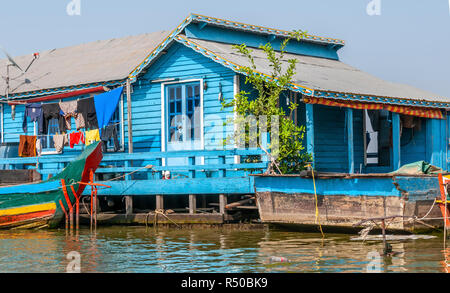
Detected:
left=0, top=141, right=103, bottom=229
left=253, top=172, right=447, bottom=233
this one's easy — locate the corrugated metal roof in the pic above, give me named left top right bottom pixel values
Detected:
left=0, top=31, right=170, bottom=97
left=185, top=37, right=449, bottom=105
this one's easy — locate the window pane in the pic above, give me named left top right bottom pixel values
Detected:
left=169, top=88, right=175, bottom=101
left=194, top=85, right=200, bottom=97
left=46, top=118, right=60, bottom=149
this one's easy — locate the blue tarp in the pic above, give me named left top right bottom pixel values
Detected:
left=94, top=86, right=124, bottom=133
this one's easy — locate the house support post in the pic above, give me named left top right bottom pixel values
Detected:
left=125, top=79, right=134, bottom=215
left=125, top=196, right=133, bottom=215
left=219, top=194, right=227, bottom=215
left=306, top=104, right=315, bottom=168
left=392, top=112, right=401, bottom=171
left=156, top=195, right=164, bottom=211
left=189, top=195, right=197, bottom=214
left=346, top=108, right=354, bottom=174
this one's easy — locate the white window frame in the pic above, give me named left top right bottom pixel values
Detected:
left=160, top=79, right=205, bottom=166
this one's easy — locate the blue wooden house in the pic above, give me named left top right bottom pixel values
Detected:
left=0, top=14, right=449, bottom=224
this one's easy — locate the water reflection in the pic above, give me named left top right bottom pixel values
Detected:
left=0, top=227, right=448, bottom=273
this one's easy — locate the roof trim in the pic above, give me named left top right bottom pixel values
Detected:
left=128, top=15, right=194, bottom=82
left=314, top=90, right=449, bottom=109
left=0, top=79, right=125, bottom=101
left=127, top=13, right=345, bottom=83
left=190, top=13, right=345, bottom=47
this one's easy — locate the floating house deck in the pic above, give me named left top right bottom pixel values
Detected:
left=0, top=14, right=449, bottom=228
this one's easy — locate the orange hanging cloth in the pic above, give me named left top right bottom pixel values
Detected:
left=18, top=135, right=37, bottom=157
left=303, top=97, right=444, bottom=119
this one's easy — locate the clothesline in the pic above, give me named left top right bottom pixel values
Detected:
left=0, top=94, right=97, bottom=105
left=4, top=123, right=121, bottom=138
left=0, top=84, right=125, bottom=106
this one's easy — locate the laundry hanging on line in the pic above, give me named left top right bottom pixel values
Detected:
left=19, top=135, right=37, bottom=157
left=23, top=103, right=43, bottom=134
left=101, top=124, right=120, bottom=152
left=94, top=86, right=124, bottom=134
left=53, top=133, right=69, bottom=154
left=85, top=129, right=100, bottom=146
left=59, top=100, right=85, bottom=130
left=69, top=131, right=85, bottom=149
left=77, top=97, right=99, bottom=130
left=41, top=103, right=66, bottom=135
left=17, top=87, right=124, bottom=153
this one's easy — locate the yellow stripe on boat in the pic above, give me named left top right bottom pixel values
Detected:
left=0, top=203, right=56, bottom=216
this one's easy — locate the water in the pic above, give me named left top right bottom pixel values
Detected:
left=0, top=226, right=448, bottom=273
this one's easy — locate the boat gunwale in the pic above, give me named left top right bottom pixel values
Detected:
left=251, top=172, right=449, bottom=179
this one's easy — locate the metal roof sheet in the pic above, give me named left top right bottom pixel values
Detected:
left=186, top=37, right=449, bottom=105
left=0, top=31, right=170, bottom=97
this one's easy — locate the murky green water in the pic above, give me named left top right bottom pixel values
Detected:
left=0, top=226, right=448, bottom=273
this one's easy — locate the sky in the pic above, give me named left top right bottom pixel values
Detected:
left=0, top=0, right=449, bottom=97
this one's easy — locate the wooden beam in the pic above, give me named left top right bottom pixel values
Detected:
left=189, top=194, right=197, bottom=214
left=346, top=108, right=354, bottom=174
left=392, top=112, right=401, bottom=171
left=306, top=104, right=315, bottom=166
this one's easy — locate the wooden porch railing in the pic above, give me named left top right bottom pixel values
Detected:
left=0, top=148, right=268, bottom=196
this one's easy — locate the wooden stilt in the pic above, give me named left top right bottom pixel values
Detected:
left=76, top=198, right=79, bottom=232
left=156, top=195, right=164, bottom=211
left=89, top=169, right=94, bottom=232
left=61, top=179, right=73, bottom=232
left=94, top=187, right=98, bottom=231
left=70, top=185, right=80, bottom=231
left=219, top=194, right=227, bottom=215
left=189, top=194, right=197, bottom=214
left=381, top=219, right=388, bottom=255
left=90, top=191, right=93, bottom=231
left=125, top=196, right=133, bottom=215
left=59, top=200, right=68, bottom=232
